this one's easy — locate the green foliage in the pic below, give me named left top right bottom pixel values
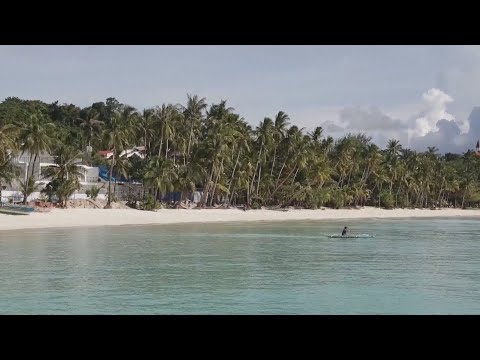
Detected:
left=1, top=95, right=480, bottom=211
left=38, top=193, right=49, bottom=202
left=380, top=191, right=395, bottom=209
left=142, top=194, right=160, bottom=211
left=86, top=185, right=100, bottom=200
left=56, top=179, right=80, bottom=207
left=41, top=181, right=57, bottom=202
left=19, top=177, right=39, bottom=204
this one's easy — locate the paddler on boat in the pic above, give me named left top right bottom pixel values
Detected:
left=341, top=226, right=348, bottom=236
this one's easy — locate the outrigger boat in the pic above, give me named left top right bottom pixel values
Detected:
left=326, top=234, right=375, bottom=238
left=0, top=204, right=35, bottom=215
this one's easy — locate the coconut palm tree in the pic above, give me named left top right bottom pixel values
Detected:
left=112, top=154, right=133, bottom=200
left=0, top=123, right=17, bottom=152
left=102, top=105, right=137, bottom=208
left=40, top=145, right=83, bottom=207
left=182, top=94, right=207, bottom=162
left=137, top=108, right=156, bottom=161
left=19, top=178, right=39, bottom=205
left=175, top=162, right=204, bottom=204
left=0, top=151, right=19, bottom=203
left=42, top=145, right=83, bottom=182
left=270, top=111, right=290, bottom=177
left=78, top=108, right=104, bottom=150
left=143, top=156, right=176, bottom=207
left=18, top=114, right=55, bottom=203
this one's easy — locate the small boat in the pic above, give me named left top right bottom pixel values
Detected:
left=327, top=234, right=375, bottom=238
left=0, top=204, right=35, bottom=215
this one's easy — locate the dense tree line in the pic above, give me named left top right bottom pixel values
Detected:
left=1, top=96, right=479, bottom=209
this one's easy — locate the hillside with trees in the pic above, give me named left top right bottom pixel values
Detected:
left=1, top=95, right=480, bottom=210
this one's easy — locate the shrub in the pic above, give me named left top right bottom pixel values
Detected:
left=86, top=185, right=100, bottom=200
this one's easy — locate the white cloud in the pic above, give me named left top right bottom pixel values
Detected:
left=409, top=88, right=455, bottom=138
left=339, top=106, right=407, bottom=131
left=290, top=106, right=343, bottom=130
left=289, top=88, right=472, bottom=151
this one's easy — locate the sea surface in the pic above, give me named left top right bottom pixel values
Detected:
left=1, top=217, right=479, bottom=314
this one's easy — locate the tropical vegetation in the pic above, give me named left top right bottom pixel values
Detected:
left=1, top=96, right=480, bottom=209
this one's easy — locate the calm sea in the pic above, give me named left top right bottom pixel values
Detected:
left=1, top=217, right=479, bottom=314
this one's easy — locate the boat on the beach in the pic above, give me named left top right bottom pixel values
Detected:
left=0, top=204, right=36, bottom=215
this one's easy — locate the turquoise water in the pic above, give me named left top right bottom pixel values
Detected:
left=1, top=217, right=480, bottom=314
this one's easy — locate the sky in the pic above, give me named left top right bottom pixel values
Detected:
left=1, top=45, right=480, bottom=153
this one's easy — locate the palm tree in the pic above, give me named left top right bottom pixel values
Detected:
left=251, top=117, right=273, bottom=198
left=19, top=177, right=39, bottom=204
left=182, top=94, right=207, bottom=162
left=113, top=154, right=131, bottom=197
left=384, top=138, right=403, bottom=196
left=197, top=101, right=236, bottom=207
left=18, top=114, right=55, bottom=204
left=41, top=145, right=83, bottom=182
left=78, top=108, right=104, bottom=150
left=270, top=111, right=290, bottom=177
left=227, top=122, right=251, bottom=205
left=153, top=104, right=181, bottom=160
left=56, top=179, right=81, bottom=208
left=0, top=123, right=19, bottom=180
left=175, top=162, right=204, bottom=204
left=0, top=152, right=19, bottom=203
left=137, top=108, right=156, bottom=161
left=143, top=156, right=176, bottom=207
left=41, top=145, right=83, bottom=207
left=0, top=123, right=17, bottom=152
left=102, top=105, right=136, bottom=208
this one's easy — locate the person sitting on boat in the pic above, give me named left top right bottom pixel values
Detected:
left=342, top=226, right=348, bottom=236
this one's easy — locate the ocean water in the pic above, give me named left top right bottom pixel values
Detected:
left=0, top=217, right=479, bottom=314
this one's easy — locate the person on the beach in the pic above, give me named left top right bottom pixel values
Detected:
left=342, top=226, right=348, bottom=236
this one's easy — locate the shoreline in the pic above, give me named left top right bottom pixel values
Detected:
left=1, top=207, right=480, bottom=232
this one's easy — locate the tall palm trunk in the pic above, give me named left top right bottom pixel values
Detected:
left=270, top=145, right=278, bottom=177
left=30, top=153, right=38, bottom=181
left=378, top=183, right=383, bottom=207
left=154, top=187, right=159, bottom=206
left=290, top=167, right=300, bottom=186
left=228, top=151, right=241, bottom=204
left=199, top=163, right=215, bottom=207
left=395, top=186, right=401, bottom=208
left=269, top=165, right=297, bottom=202
left=187, top=123, right=194, bottom=159
left=250, top=142, right=263, bottom=195
left=275, top=158, right=287, bottom=189
left=21, top=152, right=33, bottom=186
left=256, top=163, right=263, bottom=198
left=209, top=158, right=224, bottom=207
left=359, top=165, right=371, bottom=188
left=22, top=153, right=38, bottom=205
left=106, top=150, right=115, bottom=208
left=227, top=184, right=236, bottom=206
left=158, top=125, right=164, bottom=157
left=114, top=173, right=118, bottom=197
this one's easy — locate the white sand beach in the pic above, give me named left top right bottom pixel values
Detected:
left=1, top=206, right=480, bottom=231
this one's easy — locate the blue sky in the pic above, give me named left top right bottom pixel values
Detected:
left=1, top=45, right=480, bottom=152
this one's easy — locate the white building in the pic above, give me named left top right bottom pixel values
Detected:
left=2, top=150, right=102, bottom=203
